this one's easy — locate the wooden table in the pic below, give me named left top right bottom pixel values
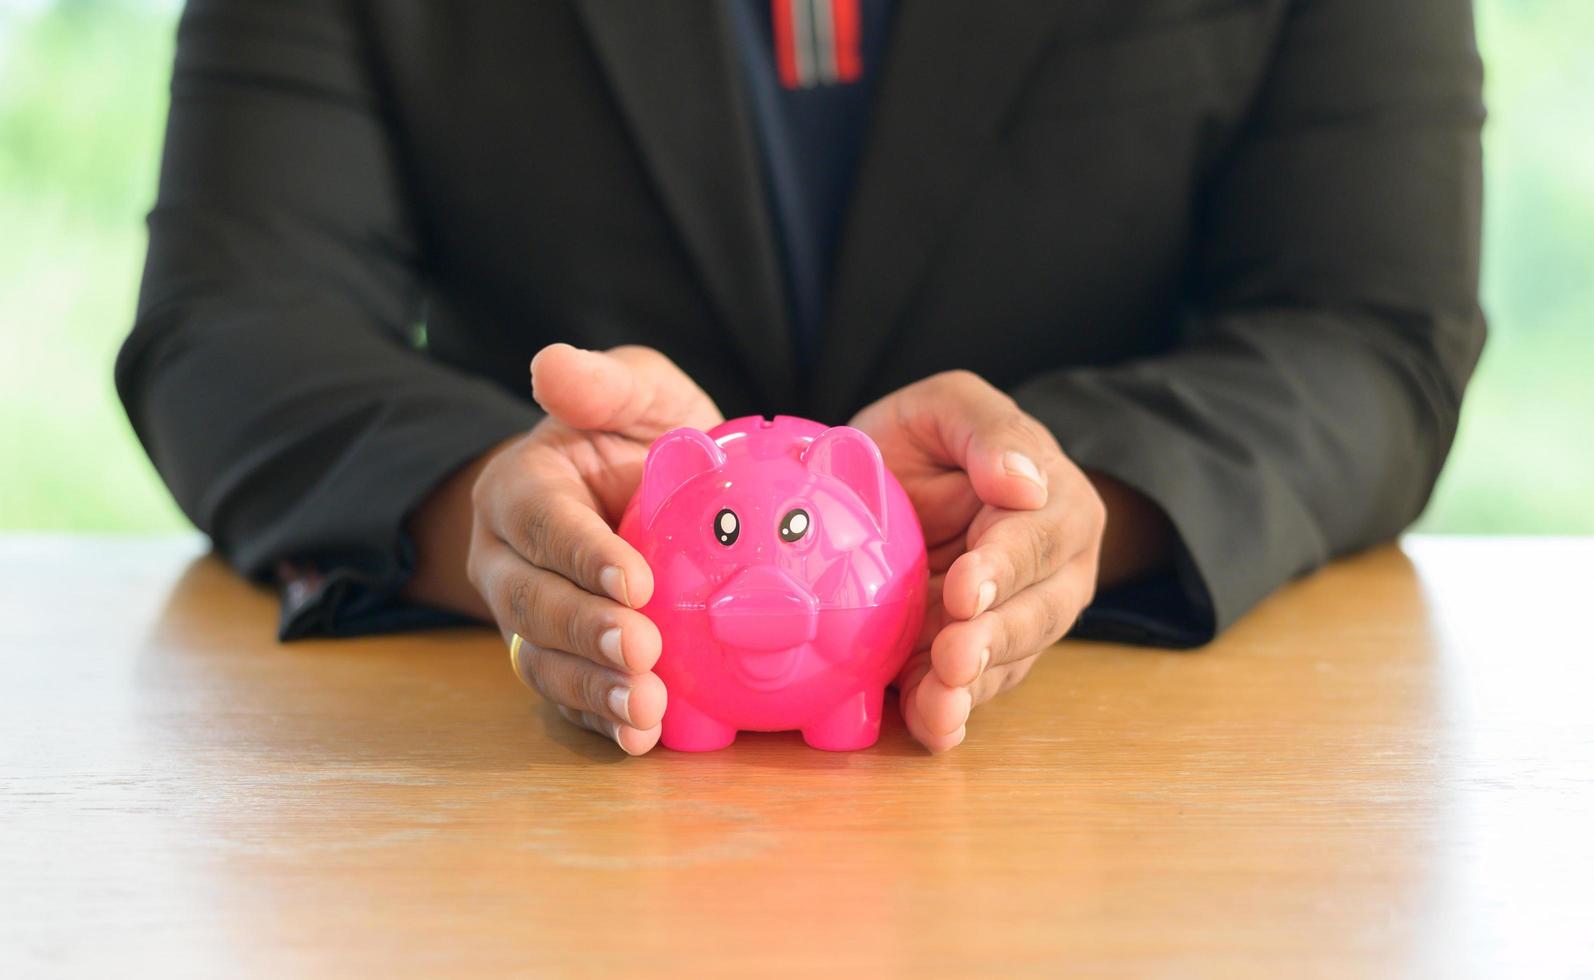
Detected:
left=2, top=536, right=1591, bottom=977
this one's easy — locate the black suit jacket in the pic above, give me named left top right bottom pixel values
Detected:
left=117, top=0, right=1485, bottom=643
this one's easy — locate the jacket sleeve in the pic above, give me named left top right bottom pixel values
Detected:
left=115, top=0, right=540, bottom=638
left=1010, top=0, right=1486, bottom=645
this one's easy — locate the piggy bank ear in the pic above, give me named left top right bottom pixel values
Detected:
left=803, top=425, right=888, bottom=536
left=640, top=428, right=726, bottom=527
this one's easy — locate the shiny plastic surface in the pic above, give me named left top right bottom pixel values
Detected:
left=618, top=416, right=928, bottom=751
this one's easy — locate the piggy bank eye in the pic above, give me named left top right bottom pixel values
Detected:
left=778, top=508, right=810, bottom=543
left=713, top=508, right=740, bottom=546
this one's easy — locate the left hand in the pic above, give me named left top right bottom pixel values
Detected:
left=849, top=371, right=1107, bottom=752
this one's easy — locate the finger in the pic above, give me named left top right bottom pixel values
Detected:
left=913, top=574, right=950, bottom=651
left=913, top=669, right=973, bottom=738
left=489, top=555, right=662, bottom=673
left=907, top=471, right=983, bottom=555
left=901, top=371, right=1058, bottom=511
left=968, top=654, right=1040, bottom=709
left=530, top=343, right=721, bottom=441
left=511, top=638, right=668, bottom=731
left=902, top=695, right=966, bottom=753
left=895, top=658, right=965, bottom=753
left=893, top=647, right=933, bottom=696
left=937, top=484, right=1103, bottom=621
left=556, top=705, right=664, bottom=757
left=903, top=701, right=965, bottom=753
left=931, top=555, right=1095, bottom=688
left=486, top=470, right=655, bottom=610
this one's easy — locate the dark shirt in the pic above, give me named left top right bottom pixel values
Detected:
left=727, top=0, right=894, bottom=372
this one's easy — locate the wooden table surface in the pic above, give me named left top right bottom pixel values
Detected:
left=2, top=535, right=1591, bottom=977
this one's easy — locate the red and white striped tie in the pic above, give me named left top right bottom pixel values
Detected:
left=772, top=0, right=862, bottom=89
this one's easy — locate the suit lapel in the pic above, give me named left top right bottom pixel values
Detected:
left=576, top=0, right=796, bottom=407
left=812, top=1, right=1062, bottom=419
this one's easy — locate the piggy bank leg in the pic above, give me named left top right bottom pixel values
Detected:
left=801, top=687, right=884, bottom=751
left=660, top=698, right=738, bottom=752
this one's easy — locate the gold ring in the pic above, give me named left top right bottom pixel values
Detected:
left=509, top=632, right=525, bottom=675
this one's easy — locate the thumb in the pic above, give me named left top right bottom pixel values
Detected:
left=529, top=344, right=722, bottom=440
left=880, top=372, right=1053, bottom=512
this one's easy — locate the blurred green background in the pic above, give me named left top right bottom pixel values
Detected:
left=1, top=0, right=1590, bottom=533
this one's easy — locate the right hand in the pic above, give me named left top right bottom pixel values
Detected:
left=469, top=344, right=723, bottom=754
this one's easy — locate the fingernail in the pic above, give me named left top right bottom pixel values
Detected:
left=599, top=627, right=624, bottom=668
left=600, top=565, right=631, bottom=607
left=976, top=647, right=990, bottom=678
left=1003, top=451, right=1046, bottom=489
left=954, top=686, right=973, bottom=728
left=974, top=580, right=997, bottom=618
left=607, top=685, right=633, bottom=726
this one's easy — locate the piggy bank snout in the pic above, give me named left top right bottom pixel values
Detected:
left=708, top=566, right=818, bottom=651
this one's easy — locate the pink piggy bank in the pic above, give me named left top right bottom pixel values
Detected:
left=618, top=415, right=928, bottom=751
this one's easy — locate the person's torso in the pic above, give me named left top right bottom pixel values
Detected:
left=359, top=0, right=1283, bottom=421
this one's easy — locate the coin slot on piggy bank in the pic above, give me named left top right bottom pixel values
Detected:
left=617, top=416, right=928, bottom=751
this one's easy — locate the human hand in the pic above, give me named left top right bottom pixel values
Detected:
left=849, top=372, right=1107, bottom=752
left=469, top=344, right=723, bottom=754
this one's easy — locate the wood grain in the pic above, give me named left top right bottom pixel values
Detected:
left=2, top=535, right=1591, bottom=977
